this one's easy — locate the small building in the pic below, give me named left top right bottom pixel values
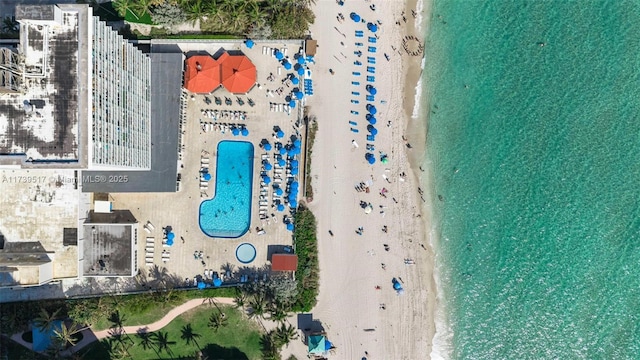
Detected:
left=305, top=39, right=317, bottom=56
left=271, top=253, right=298, bottom=272
left=79, top=210, right=138, bottom=277
left=308, top=334, right=333, bottom=358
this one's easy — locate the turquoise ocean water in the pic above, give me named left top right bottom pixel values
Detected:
left=425, top=1, right=640, bottom=358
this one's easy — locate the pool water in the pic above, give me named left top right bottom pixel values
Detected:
left=199, top=141, right=254, bottom=238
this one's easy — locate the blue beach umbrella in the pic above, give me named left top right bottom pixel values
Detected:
left=350, top=12, right=361, bottom=22
left=245, top=39, right=254, bottom=48
left=232, top=127, right=240, bottom=136
left=294, top=139, right=301, bottom=148
left=167, top=232, right=175, bottom=241
left=277, top=204, right=285, bottom=211
left=265, top=163, right=272, bottom=170
left=263, top=176, right=271, bottom=184
left=166, top=238, right=174, bottom=246
left=292, top=181, right=299, bottom=189
left=278, top=158, right=286, bottom=166
left=295, top=91, right=304, bottom=99
left=289, top=100, right=296, bottom=108
left=291, top=167, right=299, bottom=175
left=366, top=85, right=377, bottom=95
left=277, top=130, right=285, bottom=138
left=283, top=61, right=292, bottom=70
left=290, top=199, right=298, bottom=207
left=297, top=67, right=305, bottom=76
left=291, top=77, right=299, bottom=85
left=291, top=159, right=299, bottom=167
left=264, top=143, right=272, bottom=151
left=286, top=223, right=294, bottom=231
left=275, top=51, right=284, bottom=60
left=276, top=187, right=284, bottom=196
left=367, top=22, right=378, bottom=32
left=241, top=128, right=249, bottom=136
left=197, top=282, right=206, bottom=289
left=213, top=278, right=222, bottom=287
left=368, top=125, right=378, bottom=135
left=366, top=114, right=377, bottom=124
left=279, top=147, right=287, bottom=155
left=204, top=173, right=212, bottom=181
left=367, top=104, right=377, bottom=114
left=297, top=56, right=305, bottom=65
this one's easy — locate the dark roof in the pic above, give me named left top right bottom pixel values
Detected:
left=63, top=228, right=77, bottom=246
left=81, top=52, right=183, bottom=192
left=85, top=210, right=137, bottom=224
left=305, top=39, right=317, bottom=56
left=82, top=224, right=132, bottom=276
left=271, top=254, right=298, bottom=271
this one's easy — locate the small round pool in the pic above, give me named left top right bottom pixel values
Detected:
left=236, top=243, right=257, bottom=264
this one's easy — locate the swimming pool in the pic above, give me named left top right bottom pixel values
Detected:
left=199, top=141, right=254, bottom=238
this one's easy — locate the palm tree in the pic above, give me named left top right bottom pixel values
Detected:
left=259, top=331, right=280, bottom=360
left=245, top=1, right=265, bottom=28
left=204, top=1, right=223, bottom=23
left=207, top=310, right=228, bottom=333
left=229, top=7, right=248, bottom=33
left=53, top=322, right=82, bottom=348
left=268, top=301, right=288, bottom=322
left=248, top=295, right=267, bottom=320
left=113, top=0, right=134, bottom=17
left=180, top=323, right=202, bottom=351
left=153, top=331, right=176, bottom=358
left=2, top=16, right=18, bottom=33
left=130, top=0, right=153, bottom=17
left=34, top=308, right=61, bottom=332
left=185, top=0, right=206, bottom=24
left=233, top=290, right=247, bottom=309
left=273, top=322, right=298, bottom=347
left=137, top=330, right=162, bottom=359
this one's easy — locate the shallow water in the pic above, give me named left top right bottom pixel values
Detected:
left=425, top=1, right=640, bottom=358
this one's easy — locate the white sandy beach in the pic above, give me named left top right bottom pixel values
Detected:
left=282, top=0, right=436, bottom=359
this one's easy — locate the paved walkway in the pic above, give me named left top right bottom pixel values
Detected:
left=10, top=297, right=236, bottom=355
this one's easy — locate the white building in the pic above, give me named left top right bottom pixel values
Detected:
left=0, top=4, right=151, bottom=170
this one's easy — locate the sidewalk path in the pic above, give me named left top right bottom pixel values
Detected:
left=10, top=297, right=236, bottom=356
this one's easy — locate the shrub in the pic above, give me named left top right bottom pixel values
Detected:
left=292, top=205, right=319, bottom=312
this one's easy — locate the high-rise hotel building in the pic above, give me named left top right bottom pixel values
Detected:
left=0, top=4, right=151, bottom=170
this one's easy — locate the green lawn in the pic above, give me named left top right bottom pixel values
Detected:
left=125, top=8, right=153, bottom=25
left=90, top=288, right=237, bottom=331
left=81, top=305, right=262, bottom=360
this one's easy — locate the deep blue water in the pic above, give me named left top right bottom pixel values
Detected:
left=425, top=1, right=640, bottom=358
left=200, top=141, right=253, bottom=238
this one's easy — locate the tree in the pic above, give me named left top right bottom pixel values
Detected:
left=53, top=321, right=82, bottom=348
left=267, top=276, right=298, bottom=305
left=233, top=289, right=247, bottom=309
left=184, top=0, right=206, bottom=24
left=130, top=0, right=154, bottom=17
left=273, top=322, right=298, bottom=347
left=113, top=0, right=135, bottom=17
left=268, top=301, right=288, bottom=323
left=245, top=0, right=265, bottom=28
left=180, top=323, right=202, bottom=351
left=153, top=331, right=176, bottom=358
left=1, top=16, right=18, bottom=34
left=260, top=331, right=281, bottom=360
left=137, top=330, right=162, bottom=359
left=248, top=295, right=267, bottom=320
left=150, top=2, right=187, bottom=27
left=34, top=308, right=61, bottom=332
left=207, top=310, right=228, bottom=333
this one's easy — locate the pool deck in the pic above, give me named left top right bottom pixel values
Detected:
left=107, top=40, right=307, bottom=283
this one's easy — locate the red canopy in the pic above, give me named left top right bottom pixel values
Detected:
left=183, top=55, right=220, bottom=94
left=219, top=52, right=257, bottom=94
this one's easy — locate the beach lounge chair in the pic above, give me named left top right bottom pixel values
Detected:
left=368, top=46, right=377, bottom=53
left=367, top=57, right=376, bottom=64
left=351, top=128, right=359, bottom=133
left=355, top=30, right=363, bottom=36
left=352, top=81, right=360, bottom=86
left=349, top=121, right=358, bottom=126
left=368, top=37, right=377, bottom=43
left=354, top=60, right=362, bottom=66
left=356, top=32, right=364, bottom=38
left=367, top=66, right=376, bottom=74
left=352, top=91, right=360, bottom=96
left=367, top=76, right=375, bottom=82
left=367, top=144, right=375, bottom=151
left=367, top=134, right=375, bottom=141
left=351, top=110, right=359, bottom=115
left=352, top=71, right=361, bottom=76
left=355, top=42, right=363, bottom=47
left=354, top=50, right=362, bottom=57
left=366, top=95, right=375, bottom=102
left=351, top=99, right=360, bottom=104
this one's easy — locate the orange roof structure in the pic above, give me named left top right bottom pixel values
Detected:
left=183, top=55, right=220, bottom=94
left=271, top=254, right=298, bottom=272
left=218, top=52, right=257, bottom=94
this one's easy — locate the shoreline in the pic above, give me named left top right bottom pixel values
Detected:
left=279, top=0, right=439, bottom=359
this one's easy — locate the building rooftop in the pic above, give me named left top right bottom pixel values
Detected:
left=271, top=254, right=298, bottom=271
left=82, top=219, right=134, bottom=277
left=0, top=4, right=89, bottom=167
left=81, top=51, right=183, bottom=192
